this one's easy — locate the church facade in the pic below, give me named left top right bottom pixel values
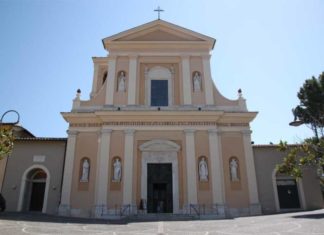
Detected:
left=0, top=20, right=322, bottom=219
left=58, top=20, right=263, bottom=218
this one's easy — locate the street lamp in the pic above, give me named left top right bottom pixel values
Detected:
left=0, top=110, right=20, bottom=125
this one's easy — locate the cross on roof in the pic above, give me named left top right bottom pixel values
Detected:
left=154, top=6, right=164, bottom=20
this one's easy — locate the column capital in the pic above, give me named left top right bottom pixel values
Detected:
left=101, top=128, right=112, bottom=134
left=108, top=54, right=117, bottom=60
left=67, top=130, right=78, bottom=136
left=242, top=129, right=252, bottom=136
left=128, top=54, right=138, bottom=60
left=202, top=54, right=211, bottom=60
left=184, top=129, right=196, bottom=134
left=180, top=54, right=190, bottom=60
left=124, top=129, right=135, bottom=135
left=208, top=128, right=221, bottom=136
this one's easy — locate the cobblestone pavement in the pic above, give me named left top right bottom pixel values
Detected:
left=0, top=209, right=323, bottom=235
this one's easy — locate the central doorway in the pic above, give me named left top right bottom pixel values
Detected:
left=147, top=163, right=173, bottom=213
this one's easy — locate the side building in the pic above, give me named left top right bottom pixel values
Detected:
left=0, top=126, right=66, bottom=214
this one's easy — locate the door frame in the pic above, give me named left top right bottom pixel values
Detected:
left=272, top=169, right=306, bottom=212
left=140, top=140, right=180, bottom=214
left=17, top=165, right=50, bottom=213
left=147, top=163, right=173, bottom=213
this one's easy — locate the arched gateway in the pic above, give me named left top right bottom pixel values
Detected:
left=18, top=165, right=50, bottom=213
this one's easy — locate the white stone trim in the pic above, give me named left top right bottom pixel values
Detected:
left=73, top=104, right=246, bottom=112
left=145, top=66, right=173, bottom=106
left=93, top=128, right=112, bottom=217
left=272, top=169, right=306, bottom=212
left=59, top=130, right=78, bottom=215
left=17, top=164, right=50, bottom=213
left=139, top=139, right=180, bottom=214
left=184, top=129, right=198, bottom=204
left=127, top=55, right=137, bottom=105
left=202, top=55, right=214, bottom=105
left=68, top=126, right=250, bottom=133
left=122, top=129, right=135, bottom=205
left=181, top=55, right=192, bottom=105
left=105, top=56, right=116, bottom=105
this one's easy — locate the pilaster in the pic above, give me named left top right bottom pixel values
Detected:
left=242, top=129, right=261, bottom=215
left=93, top=128, right=112, bottom=218
left=58, top=130, right=78, bottom=216
left=127, top=55, right=138, bottom=105
left=208, top=128, right=226, bottom=217
left=202, top=55, right=214, bottom=105
left=105, top=55, right=117, bottom=105
left=122, top=129, right=135, bottom=206
left=90, top=63, right=99, bottom=98
left=184, top=129, right=197, bottom=204
left=181, top=55, right=192, bottom=105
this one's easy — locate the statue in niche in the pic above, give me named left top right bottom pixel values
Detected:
left=117, top=71, right=126, bottom=92
left=113, top=158, right=122, bottom=182
left=193, top=72, right=202, bottom=92
left=230, top=159, right=239, bottom=181
left=80, top=159, right=90, bottom=182
left=199, top=157, right=208, bottom=181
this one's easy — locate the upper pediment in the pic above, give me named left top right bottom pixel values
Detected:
left=102, top=20, right=216, bottom=50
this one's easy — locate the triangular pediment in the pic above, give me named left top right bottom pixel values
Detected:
left=115, top=27, right=203, bottom=42
left=102, top=20, right=215, bottom=50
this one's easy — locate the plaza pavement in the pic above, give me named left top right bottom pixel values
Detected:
left=0, top=209, right=323, bottom=235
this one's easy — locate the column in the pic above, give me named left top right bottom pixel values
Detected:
left=242, top=129, right=261, bottom=215
left=90, top=63, right=99, bottom=98
left=181, top=55, right=192, bottom=105
left=184, top=129, right=197, bottom=204
left=58, top=130, right=78, bottom=216
left=127, top=55, right=137, bottom=105
left=208, top=129, right=226, bottom=216
left=105, top=55, right=117, bottom=105
left=122, top=129, right=135, bottom=207
left=93, top=128, right=112, bottom=217
left=202, top=55, right=214, bottom=105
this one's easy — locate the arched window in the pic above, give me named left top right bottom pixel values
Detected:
left=145, top=66, right=173, bottom=106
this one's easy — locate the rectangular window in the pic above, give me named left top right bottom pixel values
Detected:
left=151, top=80, right=168, bottom=106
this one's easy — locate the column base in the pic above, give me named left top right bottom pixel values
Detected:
left=216, top=204, right=226, bottom=218
left=249, top=203, right=262, bottom=215
left=58, top=204, right=70, bottom=216
left=92, top=204, right=108, bottom=218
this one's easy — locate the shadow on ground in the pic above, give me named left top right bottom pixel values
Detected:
left=292, top=213, right=324, bottom=219
left=0, top=212, right=205, bottom=224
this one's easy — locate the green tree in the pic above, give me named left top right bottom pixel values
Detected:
left=0, top=126, right=15, bottom=160
left=277, top=72, right=324, bottom=178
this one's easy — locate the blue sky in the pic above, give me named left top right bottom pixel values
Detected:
left=0, top=0, right=323, bottom=144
